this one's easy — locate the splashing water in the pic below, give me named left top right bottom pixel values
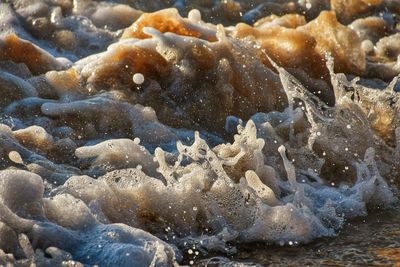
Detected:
left=0, top=1, right=399, bottom=266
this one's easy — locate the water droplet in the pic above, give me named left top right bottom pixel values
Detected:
left=133, top=73, right=144, bottom=85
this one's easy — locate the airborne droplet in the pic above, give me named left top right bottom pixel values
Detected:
left=133, top=73, right=144, bottom=85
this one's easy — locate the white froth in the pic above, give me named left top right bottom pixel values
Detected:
left=0, top=2, right=399, bottom=266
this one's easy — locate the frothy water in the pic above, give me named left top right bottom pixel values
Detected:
left=0, top=1, right=399, bottom=266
